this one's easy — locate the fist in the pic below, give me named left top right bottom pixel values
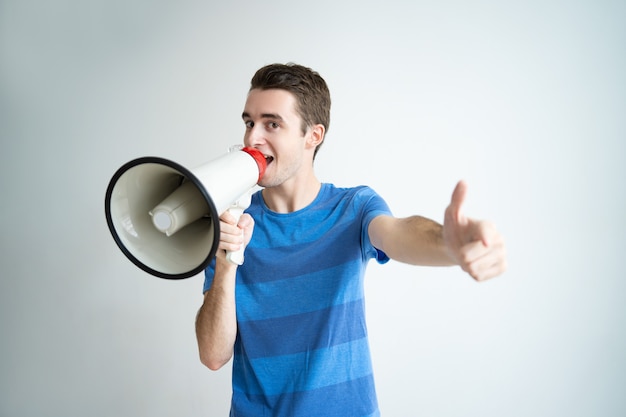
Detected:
left=217, top=211, right=255, bottom=259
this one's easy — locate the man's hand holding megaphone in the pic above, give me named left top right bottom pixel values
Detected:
left=216, top=211, right=255, bottom=266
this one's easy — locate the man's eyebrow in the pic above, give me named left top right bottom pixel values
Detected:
left=241, top=112, right=284, bottom=121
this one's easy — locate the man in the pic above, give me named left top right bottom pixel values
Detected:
left=196, top=63, right=507, bottom=416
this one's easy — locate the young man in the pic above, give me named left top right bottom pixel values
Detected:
left=196, top=63, right=507, bottom=416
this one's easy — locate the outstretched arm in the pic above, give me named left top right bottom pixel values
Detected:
left=369, top=180, right=507, bottom=281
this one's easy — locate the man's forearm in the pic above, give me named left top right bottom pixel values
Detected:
left=195, top=260, right=238, bottom=371
left=371, top=215, right=457, bottom=266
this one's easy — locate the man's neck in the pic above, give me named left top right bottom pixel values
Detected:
left=261, top=175, right=322, bottom=213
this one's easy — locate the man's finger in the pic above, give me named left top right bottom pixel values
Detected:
left=449, top=180, right=468, bottom=224
left=458, top=240, right=507, bottom=281
left=220, top=211, right=237, bottom=225
left=468, top=252, right=508, bottom=282
left=237, top=213, right=253, bottom=228
left=456, top=239, right=487, bottom=266
left=471, top=219, right=497, bottom=248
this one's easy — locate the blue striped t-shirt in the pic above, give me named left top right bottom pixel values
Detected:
left=204, top=183, right=392, bottom=416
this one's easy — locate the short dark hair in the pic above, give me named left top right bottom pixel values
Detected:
left=250, top=63, right=331, bottom=159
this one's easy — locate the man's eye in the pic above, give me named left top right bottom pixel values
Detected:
left=268, top=122, right=279, bottom=129
left=245, top=121, right=254, bottom=128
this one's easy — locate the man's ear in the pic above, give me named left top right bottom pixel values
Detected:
left=307, top=124, right=325, bottom=148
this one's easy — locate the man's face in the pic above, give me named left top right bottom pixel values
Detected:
left=242, top=88, right=311, bottom=188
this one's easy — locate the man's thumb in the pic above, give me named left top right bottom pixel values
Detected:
left=450, top=180, right=468, bottom=224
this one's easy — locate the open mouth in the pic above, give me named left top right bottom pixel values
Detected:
left=264, top=155, right=274, bottom=165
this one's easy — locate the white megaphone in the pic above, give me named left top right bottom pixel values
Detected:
left=105, top=146, right=267, bottom=279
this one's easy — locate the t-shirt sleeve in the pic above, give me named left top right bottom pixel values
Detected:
left=358, top=187, right=392, bottom=264
left=202, top=259, right=216, bottom=293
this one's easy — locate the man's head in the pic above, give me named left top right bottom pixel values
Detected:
left=249, top=63, right=331, bottom=159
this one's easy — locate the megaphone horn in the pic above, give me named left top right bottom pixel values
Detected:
left=104, top=146, right=267, bottom=280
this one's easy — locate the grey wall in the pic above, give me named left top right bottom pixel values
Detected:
left=1, top=0, right=625, bottom=416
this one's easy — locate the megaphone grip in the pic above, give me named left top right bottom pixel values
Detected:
left=226, top=231, right=245, bottom=265
left=225, top=192, right=252, bottom=265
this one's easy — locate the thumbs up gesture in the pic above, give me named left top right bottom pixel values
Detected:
left=443, top=181, right=507, bottom=281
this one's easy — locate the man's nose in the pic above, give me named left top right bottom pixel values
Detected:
left=244, top=125, right=266, bottom=147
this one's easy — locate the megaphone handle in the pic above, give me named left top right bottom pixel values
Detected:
left=225, top=192, right=252, bottom=265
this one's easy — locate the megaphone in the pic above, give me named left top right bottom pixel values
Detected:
left=104, top=146, right=267, bottom=280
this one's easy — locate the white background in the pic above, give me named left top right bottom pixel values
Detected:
left=1, top=0, right=625, bottom=416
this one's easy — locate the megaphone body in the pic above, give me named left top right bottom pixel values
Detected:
left=105, top=146, right=266, bottom=279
